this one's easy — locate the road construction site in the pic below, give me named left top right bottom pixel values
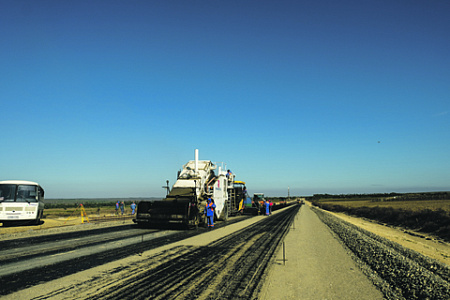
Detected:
left=1, top=203, right=449, bottom=300
left=1, top=150, right=449, bottom=299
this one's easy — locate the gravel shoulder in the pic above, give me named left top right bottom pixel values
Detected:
left=260, top=202, right=450, bottom=300
left=259, top=204, right=384, bottom=300
left=326, top=207, right=450, bottom=265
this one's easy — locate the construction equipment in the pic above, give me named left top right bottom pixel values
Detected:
left=227, top=181, right=248, bottom=216
left=134, top=149, right=237, bottom=228
left=237, top=192, right=263, bottom=215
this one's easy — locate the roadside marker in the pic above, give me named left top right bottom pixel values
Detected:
left=64, top=204, right=90, bottom=224
left=80, top=204, right=90, bottom=223
left=276, top=241, right=288, bottom=265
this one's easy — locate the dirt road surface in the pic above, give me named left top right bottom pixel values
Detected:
left=2, top=203, right=449, bottom=299
left=3, top=207, right=298, bottom=299
left=260, top=204, right=384, bottom=299
left=0, top=216, right=135, bottom=241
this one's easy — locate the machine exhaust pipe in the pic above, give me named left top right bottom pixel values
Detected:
left=195, top=149, right=199, bottom=174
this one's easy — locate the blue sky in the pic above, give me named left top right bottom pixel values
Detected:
left=1, top=0, right=449, bottom=198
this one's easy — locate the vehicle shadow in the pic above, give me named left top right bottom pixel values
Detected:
left=1, top=220, right=45, bottom=227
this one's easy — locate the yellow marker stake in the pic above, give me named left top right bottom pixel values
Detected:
left=80, top=204, right=90, bottom=223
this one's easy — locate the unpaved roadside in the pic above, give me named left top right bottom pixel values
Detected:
left=326, top=208, right=450, bottom=265
left=260, top=204, right=385, bottom=300
left=300, top=201, right=450, bottom=265
left=3, top=211, right=290, bottom=300
left=260, top=203, right=450, bottom=300
left=3, top=205, right=448, bottom=266
left=3, top=204, right=449, bottom=300
left=0, top=217, right=134, bottom=241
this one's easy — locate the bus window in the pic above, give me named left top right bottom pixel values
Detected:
left=0, top=185, right=15, bottom=202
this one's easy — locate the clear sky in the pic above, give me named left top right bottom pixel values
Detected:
left=1, top=0, right=449, bottom=198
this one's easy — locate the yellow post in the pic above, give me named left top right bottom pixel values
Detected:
left=80, top=204, right=90, bottom=223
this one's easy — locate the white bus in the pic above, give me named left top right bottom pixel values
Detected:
left=0, top=180, right=45, bottom=226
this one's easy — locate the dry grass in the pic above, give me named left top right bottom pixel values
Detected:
left=318, top=199, right=450, bottom=212
left=43, top=206, right=127, bottom=218
left=312, top=198, right=450, bottom=241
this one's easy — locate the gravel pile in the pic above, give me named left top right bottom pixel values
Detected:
left=313, top=207, right=450, bottom=300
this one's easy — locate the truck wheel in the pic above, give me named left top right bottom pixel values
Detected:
left=221, top=205, right=229, bottom=221
left=226, top=205, right=229, bottom=221
left=200, top=214, right=206, bottom=227
left=191, top=214, right=200, bottom=229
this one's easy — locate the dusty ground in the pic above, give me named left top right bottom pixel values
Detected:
left=0, top=202, right=450, bottom=265
left=326, top=208, right=450, bottom=265
left=0, top=216, right=134, bottom=241
left=261, top=204, right=385, bottom=300
left=2, top=204, right=449, bottom=299
left=260, top=203, right=450, bottom=299
left=5, top=211, right=291, bottom=299
left=288, top=201, right=450, bottom=266
left=2, top=204, right=448, bottom=265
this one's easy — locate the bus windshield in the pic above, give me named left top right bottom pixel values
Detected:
left=0, top=184, right=39, bottom=202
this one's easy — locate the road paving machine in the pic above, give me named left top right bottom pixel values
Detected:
left=134, top=149, right=235, bottom=228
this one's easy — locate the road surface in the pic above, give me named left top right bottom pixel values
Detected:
left=260, top=204, right=384, bottom=299
left=1, top=203, right=449, bottom=299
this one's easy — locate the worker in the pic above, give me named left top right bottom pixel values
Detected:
left=115, top=201, right=120, bottom=215
left=130, top=202, right=136, bottom=215
left=120, top=201, right=125, bottom=215
left=265, top=200, right=270, bottom=216
left=226, top=169, right=232, bottom=179
left=204, top=198, right=216, bottom=229
left=268, top=199, right=273, bottom=215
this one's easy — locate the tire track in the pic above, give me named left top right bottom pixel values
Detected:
left=89, top=205, right=301, bottom=300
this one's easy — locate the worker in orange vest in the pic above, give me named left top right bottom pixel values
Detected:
left=204, top=198, right=216, bottom=229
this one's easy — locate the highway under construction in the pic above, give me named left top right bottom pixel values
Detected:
left=1, top=148, right=449, bottom=299
left=0, top=204, right=299, bottom=299
left=2, top=202, right=450, bottom=299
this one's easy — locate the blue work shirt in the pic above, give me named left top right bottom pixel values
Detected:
left=204, top=201, right=216, bottom=217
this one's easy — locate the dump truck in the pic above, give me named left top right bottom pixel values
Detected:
left=134, top=149, right=236, bottom=228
